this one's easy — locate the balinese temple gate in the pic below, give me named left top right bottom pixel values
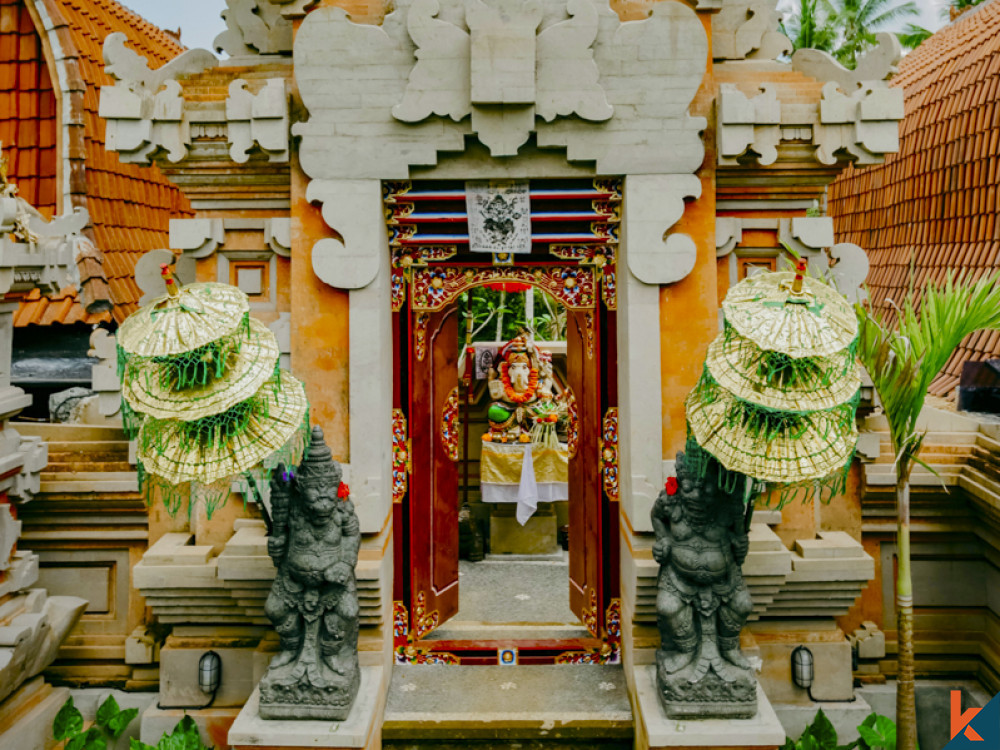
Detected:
left=97, top=0, right=904, bottom=746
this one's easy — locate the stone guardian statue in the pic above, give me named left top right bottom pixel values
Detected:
left=652, top=450, right=756, bottom=718
left=259, top=426, right=361, bottom=720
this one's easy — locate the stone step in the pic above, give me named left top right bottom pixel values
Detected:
left=46, top=460, right=133, bottom=473
left=12, top=423, right=129, bottom=441
left=382, top=665, right=633, bottom=746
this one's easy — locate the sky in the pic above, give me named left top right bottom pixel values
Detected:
left=119, top=0, right=228, bottom=52
left=123, top=0, right=948, bottom=54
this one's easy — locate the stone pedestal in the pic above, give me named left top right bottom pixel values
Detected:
left=228, top=666, right=382, bottom=749
left=0, top=678, right=69, bottom=750
left=489, top=503, right=558, bottom=555
left=635, top=666, right=784, bottom=750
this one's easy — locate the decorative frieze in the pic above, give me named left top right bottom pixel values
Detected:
left=226, top=79, right=290, bottom=163
left=717, top=31, right=904, bottom=167
left=292, top=0, right=708, bottom=178
left=100, top=33, right=217, bottom=164
left=101, top=34, right=290, bottom=166
left=717, top=84, right=782, bottom=166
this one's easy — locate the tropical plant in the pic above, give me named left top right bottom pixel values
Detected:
left=54, top=695, right=139, bottom=750
left=824, top=0, right=919, bottom=67
left=783, top=709, right=912, bottom=750
left=949, top=0, right=985, bottom=12
left=897, top=23, right=932, bottom=51
left=52, top=696, right=213, bottom=750
left=781, top=0, right=837, bottom=53
left=856, top=271, right=1000, bottom=750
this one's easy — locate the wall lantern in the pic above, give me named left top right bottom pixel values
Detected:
left=199, top=651, right=222, bottom=695
left=791, top=645, right=814, bottom=690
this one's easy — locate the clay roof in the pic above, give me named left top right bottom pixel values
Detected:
left=828, top=0, right=1000, bottom=399
left=4, top=0, right=191, bottom=328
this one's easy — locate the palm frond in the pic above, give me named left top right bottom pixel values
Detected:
left=858, top=271, right=1000, bottom=481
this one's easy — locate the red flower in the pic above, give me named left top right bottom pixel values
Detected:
left=338, top=482, right=350, bottom=499
left=665, top=477, right=678, bottom=496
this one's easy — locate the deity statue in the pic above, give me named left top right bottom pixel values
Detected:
left=484, top=335, right=553, bottom=443
left=651, top=450, right=756, bottom=719
left=259, top=426, right=361, bottom=720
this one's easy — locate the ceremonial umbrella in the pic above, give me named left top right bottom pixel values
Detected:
left=118, top=266, right=308, bottom=516
left=685, top=260, right=860, bottom=495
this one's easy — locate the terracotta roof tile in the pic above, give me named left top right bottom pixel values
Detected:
left=6, top=0, right=192, bottom=328
left=829, top=0, right=1000, bottom=399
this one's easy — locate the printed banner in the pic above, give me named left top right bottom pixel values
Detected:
left=465, top=180, right=532, bottom=255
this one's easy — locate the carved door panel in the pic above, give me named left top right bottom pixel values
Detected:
left=566, top=310, right=604, bottom=633
left=407, top=307, right=460, bottom=636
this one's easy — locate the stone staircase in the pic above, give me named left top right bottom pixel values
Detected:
left=381, top=665, right=633, bottom=749
left=859, top=410, right=1000, bottom=685
left=16, top=422, right=138, bottom=496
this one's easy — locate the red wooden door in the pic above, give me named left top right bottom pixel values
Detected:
left=566, top=310, right=604, bottom=634
left=407, top=306, right=461, bottom=637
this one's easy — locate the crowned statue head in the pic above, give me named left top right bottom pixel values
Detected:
left=294, top=426, right=344, bottom=524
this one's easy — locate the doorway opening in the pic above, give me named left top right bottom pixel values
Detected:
left=389, top=179, right=621, bottom=665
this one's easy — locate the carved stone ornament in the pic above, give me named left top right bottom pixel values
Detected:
left=792, top=32, right=903, bottom=94
left=717, top=84, right=781, bottom=166
left=99, top=33, right=217, bottom=163
left=712, top=0, right=791, bottom=61
left=214, top=0, right=295, bottom=56
left=292, top=0, right=708, bottom=179
left=652, top=451, right=756, bottom=719
left=260, top=427, right=361, bottom=720
left=0, top=172, right=88, bottom=297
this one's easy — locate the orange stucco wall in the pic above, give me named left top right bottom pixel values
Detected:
left=289, top=158, right=351, bottom=463
left=660, top=8, right=717, bottom=458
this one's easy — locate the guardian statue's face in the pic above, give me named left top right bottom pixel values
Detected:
left=301, top=482, right=337, bottom=523
left=508, top=361, right=531, bottom=393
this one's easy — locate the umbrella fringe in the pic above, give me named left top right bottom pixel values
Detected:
left=694, top=371, right=860, bottom=443
left=138, top=406, right=312, bottom=519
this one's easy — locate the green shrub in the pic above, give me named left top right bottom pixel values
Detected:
left=128, top=715, right=213, bottom=750
left=54, top=696, right=139, bottom=750
left=782, top=709, right=915, bottom=750
left=53, top=696, right=212, bottom=750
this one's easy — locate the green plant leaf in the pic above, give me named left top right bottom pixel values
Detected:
left=96, top=694, right=120, bottom=729
left=130, top=740, right=156, bottom=750
left=873, top=715, right=896, bottom=749
left=53, top=697, right=84, bottom=741
left=155, top=716, right=210, bottom=750
left=857, top=725, right=884, bottom=749
left=66, top=727, right=107, bottom=750
left=108, top=707, right=140, bottom=739
left=806, top=708, right=838, bottom=748
left=782, top=739, right=796, bottom=750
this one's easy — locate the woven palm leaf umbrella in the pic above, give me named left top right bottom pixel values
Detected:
left=119, top=265, right=309, bottom=516
left=685, top=260, right=860, bottom=504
